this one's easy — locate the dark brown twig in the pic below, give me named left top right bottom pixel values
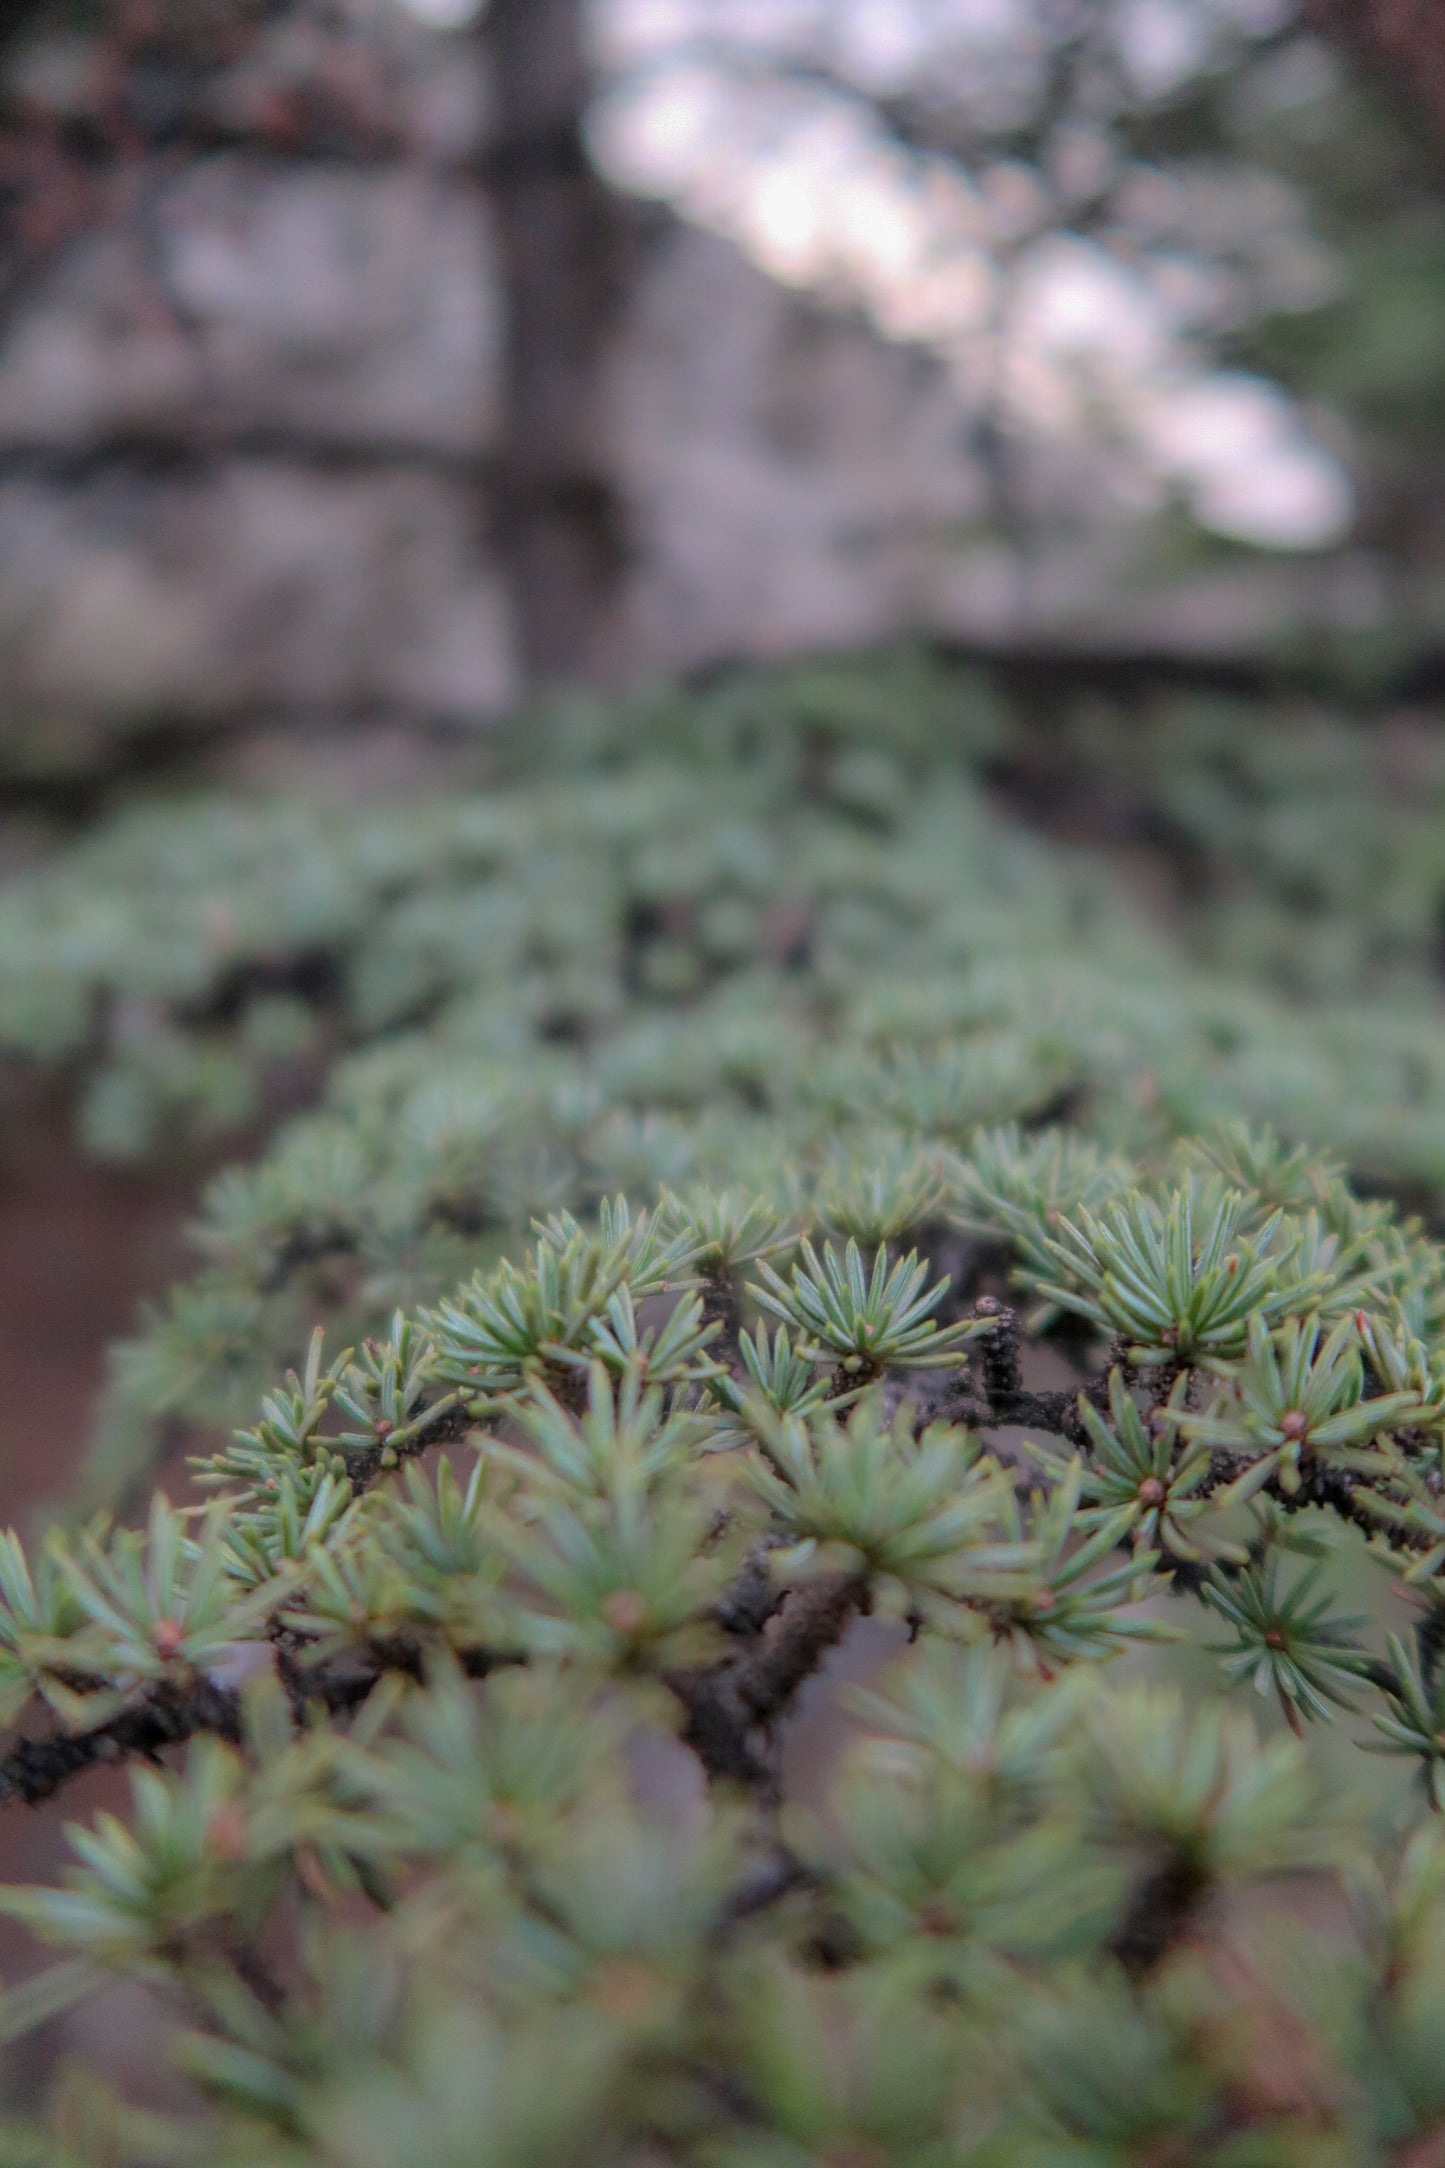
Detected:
left=668, top=1568, right=870, bottom=1792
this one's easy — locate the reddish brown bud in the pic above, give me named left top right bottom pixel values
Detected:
left=489, top=1801, right=524, bottom=1847
left=1138, top=1477, right=1167, bottom=1508
left=205, top=1801, right=249, bottom=1865
left=593, top=1959, right=661, bottom=2026
left=152, top=1617, right=185, bottom=1660
left=1280, top=1410, right=1309, bottom=1442
left=601, top=1590, right=648, bottom=1637
left=295, top=1846, right=332, bottom=1900
left=916, top=1898, right=958, bottom=1938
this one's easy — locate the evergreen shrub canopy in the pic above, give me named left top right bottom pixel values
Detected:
left=3, top=657, right=1445, bottom=1496
left=3, top=1136, right=1445, bottom=2159
left=6, top=660, right=1445, bottom=2156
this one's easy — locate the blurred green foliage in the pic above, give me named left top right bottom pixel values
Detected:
left=1, top=656, right=1442, bottom=1493
left=4, top=1125, right=1445, bottom=2155
left=0, top=636, right=1442, bottom=2152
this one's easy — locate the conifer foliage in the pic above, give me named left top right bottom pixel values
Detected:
left=6, top=658, right=1445, bottom=1499
left=9, top=662, right=1445, bottom=2154
left=3, top=1135, right=1445, bottom=2157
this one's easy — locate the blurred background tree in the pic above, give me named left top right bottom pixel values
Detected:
left=2, top=0, right=1445, bottom=783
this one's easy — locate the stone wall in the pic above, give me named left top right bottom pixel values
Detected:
left=0, top=17, right=1365, bottom=768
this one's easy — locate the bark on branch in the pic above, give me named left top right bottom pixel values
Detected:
left=483, top=0, right=633, bottom=687
left=0, top=1641, right=513, bottom=1811
left=668, top=1568, right=871, bottom=1790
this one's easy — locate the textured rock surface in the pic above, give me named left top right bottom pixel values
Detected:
left=0, top=146, right=999, bottom=736
left=0, top=20, right=1366, bottom=756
